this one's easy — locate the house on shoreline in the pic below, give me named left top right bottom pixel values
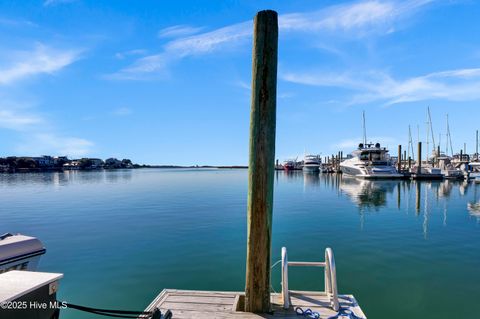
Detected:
left=0, top=156, right=136, bottom=173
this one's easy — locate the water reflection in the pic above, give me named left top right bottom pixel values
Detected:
left=468, top=184, right=480, bottom=220
left=339, top=177, right=397, bottom=210
left=281, top=171, right=480, bottom=234
left=0, top=169, right=133, bottom=187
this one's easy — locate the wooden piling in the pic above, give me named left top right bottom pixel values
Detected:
left=417, top=142, right=422, bottom=174
left=398, top=145, right=402, bottom=173
left=245, top=10, right=278, bottom=314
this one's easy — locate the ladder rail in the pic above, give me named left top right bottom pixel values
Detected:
left=281, top=247, right=339, bottom=311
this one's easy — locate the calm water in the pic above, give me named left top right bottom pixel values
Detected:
left=2, top=169, right=480, bottom=319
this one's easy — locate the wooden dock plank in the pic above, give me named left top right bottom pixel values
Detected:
left=142, top=289, right=366, bottom=318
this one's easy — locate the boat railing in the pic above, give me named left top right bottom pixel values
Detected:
left=281, top=247, right=339, bottom=311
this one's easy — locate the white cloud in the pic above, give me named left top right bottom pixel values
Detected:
left=0, top=44, right=80, bottom=85
left=16, top=133, right=93, bottom=157
left=110, top=0, right=433, bottom=80
left=158, top=25, right=205, bottom=38
left=282, top=67, right=480, bottom=106
left=0, top=109, right=43, bottom=131
left=280, top=0, right=433, bottom=34
left=112, top=107, right=133, bottom=116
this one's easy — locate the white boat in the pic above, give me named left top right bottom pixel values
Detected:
left=340, top=143, right=403, bottom=179
left=437, top=156, right=465, bottom=179
left=302, top=155, right=321, bottom=172
left=0, top=233, right=46, bottom=274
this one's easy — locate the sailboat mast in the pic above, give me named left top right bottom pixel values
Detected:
left=446, top=114, right=454, bottom=156
left=408, top=125, right=415, bottom=161
left=428, top=106, right=436, bottom=152
left=476, top=130, right=479, bottom=160
left=426, top=108, right=430, bottom=162
left=475, top=130, right=478, bottom=160
left=362, top=111, right=367, bottom=145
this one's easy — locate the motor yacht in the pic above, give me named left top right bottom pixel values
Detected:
left=340, top=143, right=403, bottom=179
left=302, top=155, right=321, bottom=173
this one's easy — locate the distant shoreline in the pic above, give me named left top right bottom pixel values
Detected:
left=0, top=165, right=249, bottom=173
left=141, top=165, right=248, bottom=169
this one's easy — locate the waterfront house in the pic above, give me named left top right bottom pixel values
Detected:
left=32, top=156, right=54, bottom=168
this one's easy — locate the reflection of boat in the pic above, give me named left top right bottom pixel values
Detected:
left=303, top=171, right=320, bottom=187
left=0, top=233, right=45, bottom=273
left=468, top=202, right=480, bottom=217
left=340, top=143, right=403, bottom=179
left=339, top=176, right=396, bottom=209
left=302, top=155, right=321, bottom=173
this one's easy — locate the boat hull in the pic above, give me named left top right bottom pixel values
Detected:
left=303, top=165, right=320, bottom=173
left=0, top=234, right=46, bottom=274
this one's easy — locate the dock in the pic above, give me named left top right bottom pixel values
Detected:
left=143, top=290, right=366, bottom=319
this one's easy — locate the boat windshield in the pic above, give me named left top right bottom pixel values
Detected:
left=359, top=151, right=385, bottom=161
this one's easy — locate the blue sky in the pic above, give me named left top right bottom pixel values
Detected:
left=0, top=0, right=479, bottom=165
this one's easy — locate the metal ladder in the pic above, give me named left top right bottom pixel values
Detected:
left=281, top=247, right=339, bottom=311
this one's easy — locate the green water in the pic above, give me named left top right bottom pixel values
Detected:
left=2, top=169, right=480, bottom=319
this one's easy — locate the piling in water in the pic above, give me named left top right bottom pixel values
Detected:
left=245, top=9, right=278, bottom=313
left=417, top=142, right=422, bottom=174
left=398, top=145, right=402, bottom=173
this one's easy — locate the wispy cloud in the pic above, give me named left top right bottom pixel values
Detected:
left=158, top=25, right=205, bottom=38
left=110, top=0, right=433, bottom=80
left=16, top=133, right=93, bottom=157
left=0, top=109, right=43, bottom=131
left=43, top=0, right=78, bottom=7
left=114, top=49, right=147, bottom=60
left=112, top=107, right=133, bottom=116
left=283, top=67, right=480, bottom=105
left=0, top=17, right=37, bottom=28
left=0, top=43, right=90, bottom=156
left=0, top=99, right=93, bottom=157
left=0, top=44, right=80, bottom=85
left=109, top=21, right=251, bottom=80
left=280, top=0, right=433, bottom=34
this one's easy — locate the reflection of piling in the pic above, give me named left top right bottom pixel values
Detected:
left=397, top=183, right=401, bottom=209
left=415, top=182, right=421, bottom=214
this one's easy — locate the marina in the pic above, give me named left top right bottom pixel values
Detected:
left=1, top=2, right=480, bottom=319
left=2, top=169, right=480, bottom=319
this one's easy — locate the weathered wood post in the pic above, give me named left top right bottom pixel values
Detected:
left=397, top=145, right=402, bottom=173
left=245, top=10, right=278, bottom=313
left=417, top=142, right=422, bottom=174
